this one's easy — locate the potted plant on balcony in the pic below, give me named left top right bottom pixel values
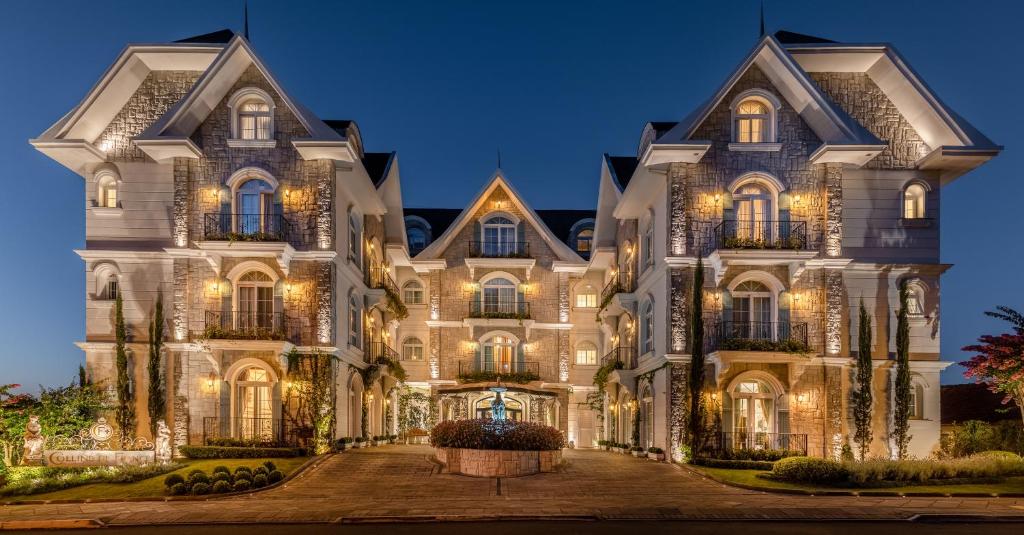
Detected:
left=647, top=446, right=665, bottom=461
left=630, top=446, right=645, bottom=457
left=597, top=439, right=609, bottom=451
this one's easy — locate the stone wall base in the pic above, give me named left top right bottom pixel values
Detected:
left=434, top=447, right=562, bottom=477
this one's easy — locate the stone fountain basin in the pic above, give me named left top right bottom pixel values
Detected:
left=434, top=447, right=562, bottom=477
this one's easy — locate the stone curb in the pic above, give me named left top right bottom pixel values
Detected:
left=681, top=463, right=1024, bottom=498
left=0, top=453, right=329, bottom=506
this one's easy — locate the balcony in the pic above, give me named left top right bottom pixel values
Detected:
left=366, top=265, right=399, bottom=296
left=708, top=220, right=809, bottom=253
left=467, top=301, right=531, bottom=320
left=457, top=359, right=540, bottom=383
left=710, top=320, right=809, bottom=353
left=467, top=240, right=530, bottom=258
left=365, top=339, right=399, bottom=364
left=202, top=417, right=309, bottom=447
left=204, top=213, right=299, bottom=246
left=601, top=346, right=638, bottom=370
left=202, top=310, right=289, bottom=341
left=600, top=271, right=636, bottom=309
left=710, top=431, right=809, bottom=456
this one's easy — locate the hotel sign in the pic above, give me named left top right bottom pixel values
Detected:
left=44, top=449, right=155, bottom=467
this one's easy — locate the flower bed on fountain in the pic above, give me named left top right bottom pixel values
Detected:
left=430, top=419, right=565, bottom=477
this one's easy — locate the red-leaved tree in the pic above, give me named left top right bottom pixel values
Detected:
left=961, top=306, right=1024, bottom=427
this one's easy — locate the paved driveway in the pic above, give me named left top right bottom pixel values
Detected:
left=2, top=446, right=1024, bottom=526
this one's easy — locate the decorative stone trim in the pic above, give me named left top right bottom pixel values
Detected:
left=434, top=447, right=562, bottom=477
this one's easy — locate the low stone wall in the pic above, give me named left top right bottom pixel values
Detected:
left=434, top=447, right=562, bottom=477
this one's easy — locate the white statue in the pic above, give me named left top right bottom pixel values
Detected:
left=154, top=419, right=172, bottom=463
left=21, top=415, right=44, bottom=465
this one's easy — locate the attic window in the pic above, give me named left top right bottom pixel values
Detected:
left=239, top=100, right=271, bottom=140
left=729, top=91, right=780, bottom=150
left=228, top=88, right=277, bottom=147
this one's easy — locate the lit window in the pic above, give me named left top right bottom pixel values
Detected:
left=642, top=223, right=654, bottom=267
left=575, top=342, right=598, bottom=365
left=407, top=227, right=427, bottom=253
left=640, top=300, right=654, bottom=354
left=402, top=337, right=424, bottom=361
left=349, top=213, right=361, bottom=265
left=903, top=184, right=926, bottom=219
left=403, top=281, right=425, bottom=304
left=236, top=271, right=274, bottom=330
left=97, top=172, right=118, bottom=208
left=481, top=216, right=518, bottom=256
left=576, top=228, right=593, bottom=254
left=238, top=99, right=272, bottom=140
left=735, top=99, right=769, bottom=143
left=575, top=286, right=598, bottom=308
left=349, top=296, right=361, bottom=348
left=909, top=383, right=925, bottom=419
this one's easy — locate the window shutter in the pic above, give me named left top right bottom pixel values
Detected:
left=721, top=289, right=733, bottom=326
left=778, top=208, right=790, bottom=245
left=219, top=381, right=232, bottom=434
left=473, top=221, right=481, bottom=242
left=482, top=344, right=493, bottom=370
left=777, top=408, right=790, bottom=435
left=472, top=287, right=481, bottom=316
left=516, top=287, right=525, bottom=316
left=220, top=292, right=232, bottom=322
left=722, top=392, right=733, bottom=434
left=516, top=221, right=525, bottom=244
left=778, top=292, right=791, bottom=339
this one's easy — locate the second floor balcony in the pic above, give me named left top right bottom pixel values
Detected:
left=365, top=265, right=399, bottom=296
left=204, top=213, right=299, bottom=246
left=600, top=270, right=637, bottom=309
left=709, top=220, right=809, bottom=253
left=467, top=300, right=531, bottom=320
left=365, top=339, right=399, bottom=363
left=710, top=319, right=810, bottom=353
left=457, top=359, right=540, bottom=383
left=468, top=240, right=530, bottom=258
left=202, top=310, right=289, bottom=341
left=601, top=346, right=638, bottom=370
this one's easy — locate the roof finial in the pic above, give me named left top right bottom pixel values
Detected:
left=497, top=148, right=502, bottom=169
left=757, top=0, right=765, bottom=37
left=244, top=0, right=250, bottom=41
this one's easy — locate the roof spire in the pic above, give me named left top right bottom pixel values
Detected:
left=497, top=148, right=502, bottom=170
left=757, top=0, right=765, bottom=37
left=244, top=0, right=250, bottom=40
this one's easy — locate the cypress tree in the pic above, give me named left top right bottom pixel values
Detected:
left=687, top=257, right=705, bottom=455
left=893, top=280, right=912, bottom=459
left=114, top=292, right=135, bottom=438
left=853, top=299, right=873, bottom=460
left=78, top=364, right=89, bottom=388
left=147, top=292, right=165, bottom=436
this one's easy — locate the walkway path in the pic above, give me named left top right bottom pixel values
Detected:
left=2, top=446, right=1024, bottom=526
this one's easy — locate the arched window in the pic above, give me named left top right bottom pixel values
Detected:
left=402, top=337, right=424, bottom=361
left=731, top=280, right=773, bottom=340
left=640, top=300, right=654, bottom=355
left=730, top=377, right=778, bottom=436
left=407, top=227, right=427, bottom=253
left=228, top=87, right=275, bottom=142
left=348, top=296, right=361, bottom=348
left=903, top=183, right=927, bottom=219
left=102, top=274, right=119, bottom=300
left=481, top=215, right=518, bottom=256
left=909, top=381, right=926, bottom=420
left=642, top=221, right=654, bottom=269
left=96, top=172, right=118, bottom=208
left=235, top=365, right=274, bottom=439
left=482, top=335, right=519, bottom=373
left=731, top=91, right=779, bottom=144
left=402, top=280, right=425, bottom=304
left=236, top=271, right=275, bottom=330
left=575, top=341, right=598, bottom=365
left=348, top=211, right=362, bottom=265
left=234, top=179, right=277, bottom=236
left=733, top=183, right=773, bottom=242
left=480, top=277, right=518, bottom=316
left=904, top=280, right=926, bottom=316
left=575, top=284, right=598, bottom=308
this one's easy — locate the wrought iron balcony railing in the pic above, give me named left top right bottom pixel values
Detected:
left=457, top=359, right=540, bottom=382
left=600, top=270, right=636, bottom=308
left=365, top=339, right=399, bottom=363
left=710, top=320, right=809, bottom=353
left=204, top=213, right=299, bottom=245
left=366, top=265, right=400, bottom=297
left=467, top=301, right=531, bottom=319
left=202, top=417, right=313, bottom=447
left=600, top=346, right=638, bottom=369
left=202, top=310, right=289, bottom=341
left=710, top=432, right=809, bottom=456
left=709, top=220, right=809, bottom=252
left=467, top=240, right=530, bottom=258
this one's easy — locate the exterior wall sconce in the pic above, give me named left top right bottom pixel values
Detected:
left=628, top=399, right=638, bottom=412
left=793, top=194, right=803, bottom=206
left=797, top=392, right=809, bottom=403
left=367, top=392, right=376, bottom=404
left=713, top=193, right=722, bottom=204
left=204, top=372, right=218, bottom=394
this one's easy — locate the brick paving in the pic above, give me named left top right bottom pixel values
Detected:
left=2, top=445, right=1024, bottom=526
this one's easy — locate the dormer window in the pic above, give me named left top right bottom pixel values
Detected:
left=729, top=91, right=780, bottom=150
left=735, top=100, right=769, bottom=143
left=93, top=169, right=120, bottom=212
left=228, top=88, right=276, bottom=147
left=903, top=183, right=927, bottom=219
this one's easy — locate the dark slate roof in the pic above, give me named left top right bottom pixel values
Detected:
left=536, top=209, right=596, bottom=245
left=941, top=383, right=1022, bottom=425
left=774, top=30, right=837, bottom=45
left=174, top=29, right=237, bottom=44
left=403, top=208, right=462, bottom=238
left=650, top=121, right=678, bottom=136
left=605, top=154, right=639, bottom=191
left=362, top=152, right=395, bottom=188
left=323, top=119, right=352, bottom=137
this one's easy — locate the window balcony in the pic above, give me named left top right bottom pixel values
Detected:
left=709, top=320, right=809, bottom=353
left=467, top=301, right=531, bottom=320
left=710, top=431, right=809, bottom=456
left=600, top=271, right=636, bottom=310
left=365, top=339, right=399, bottom=364
left=202, top=310, right=289, bottom=341
left=204, top=213, right=301, bottom=246
left=457, top=359, right=540, bottom=383
left=365, top=265, right=400, bottom=297
left=708, top=220, right=810, bottom=253
left=467, top=240, right=530, bottom=258
left=601, top=346, right=638, bottom=370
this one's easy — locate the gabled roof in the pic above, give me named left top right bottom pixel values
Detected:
left=604, top=154, right=639, bottom=192
left=174, top=29, right=237, bottom=44
left=362, top=152, right=395, bottom=188
left=403, top=208, right=462, bottom=238
left=656, top=34, right=881, bottom=149
left=535, top=209, right=596, bottom=245
left=773, top=30, right=836, bottom=45
left=413, top=170, right=587, bottom=263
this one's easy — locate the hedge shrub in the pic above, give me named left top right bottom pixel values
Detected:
left=163, top=473, right=185, bottom=487
left=191, top=482, right=210, bottom=495
left=179, top=446, right=307, bottom=459
left=717, top=448, right=804, bottom=462
left=263, top=461, right=277, bottom=472
left=168, top=483, right=187, bottom=496
left=771, top=457, right=848, bottom=483
left=693, top=458, right=775, bottom=470
left=253, top=474, right=268, bottom=488
left=429, top=419, right=565, bottom=451
left=268, top=470, right=284, bottom=483
left=212, top=480, right=232, bottom=494
left=233, top=479, right=252, bottom=492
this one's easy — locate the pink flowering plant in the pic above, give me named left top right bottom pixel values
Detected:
left=429, top=419, right=565, bottom=451
left=961, top=306, right=1024, bottom=427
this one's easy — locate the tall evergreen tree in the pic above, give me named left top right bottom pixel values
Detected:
left=147, top=292, right=165, bottom=436
left=114, top=293, right=135, bottom=438
left=852, top=299, right=873, bottom=460
left=78, top=364, right=89, bottom=388
left=687, top=257, right=705, bottom=455
left=893, top=280, right=913, bottom=459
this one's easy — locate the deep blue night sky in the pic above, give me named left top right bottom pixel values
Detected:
left=1, top=0, right=1020, bottom=391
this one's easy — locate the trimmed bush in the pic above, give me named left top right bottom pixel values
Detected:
left=772, top=457, right=847, bottom=483
left=430, top=419, right=565, bottom=451
left=163, top=473, right=185, bottom=487
left=178, top=446, right=307, bottom=459
left=693, top=458, right=775, bottom=470
left=844, top=454, right=1024, bottom=485
left=188, top=471, right=211, bottom=485
left=191, top=482, right=211, bottom=495
left=212, top=465, right=231, bottom=475
left=187, top=469, right=205, bottom=479
left=253, top=466, right=269, bottom=476
left=211, top=471, right=231, bottom=484
left=267, top=470, right=284, bottom=483
left=647, top=447, right=664, bottom=454
left=233, top=479, right=252, bottom=492
left=205, top=437, right=287, bottom=448
left=168, top=483, right=187, bottom=496
left=263, top=461, right=277, bottom=472
left=212, top=480, right=232, bottom=494
left=718, top=448, right=804, bottom=462
left=253, top=474, right=268, bottom=488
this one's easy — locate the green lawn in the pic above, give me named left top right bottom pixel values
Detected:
left=691, top=465, right=1024, bottom=495
left=21, top=457, right=309, bottom=501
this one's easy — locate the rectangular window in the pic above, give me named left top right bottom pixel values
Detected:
left=105, top=279, right=119, bottom=300
left=404, top=288, right=424, bottom=304
left=404, top=345, right=424, bottom=361
left=575, top=293, right=598, bottom=308
left=575, top=348, right=597, bottom=365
